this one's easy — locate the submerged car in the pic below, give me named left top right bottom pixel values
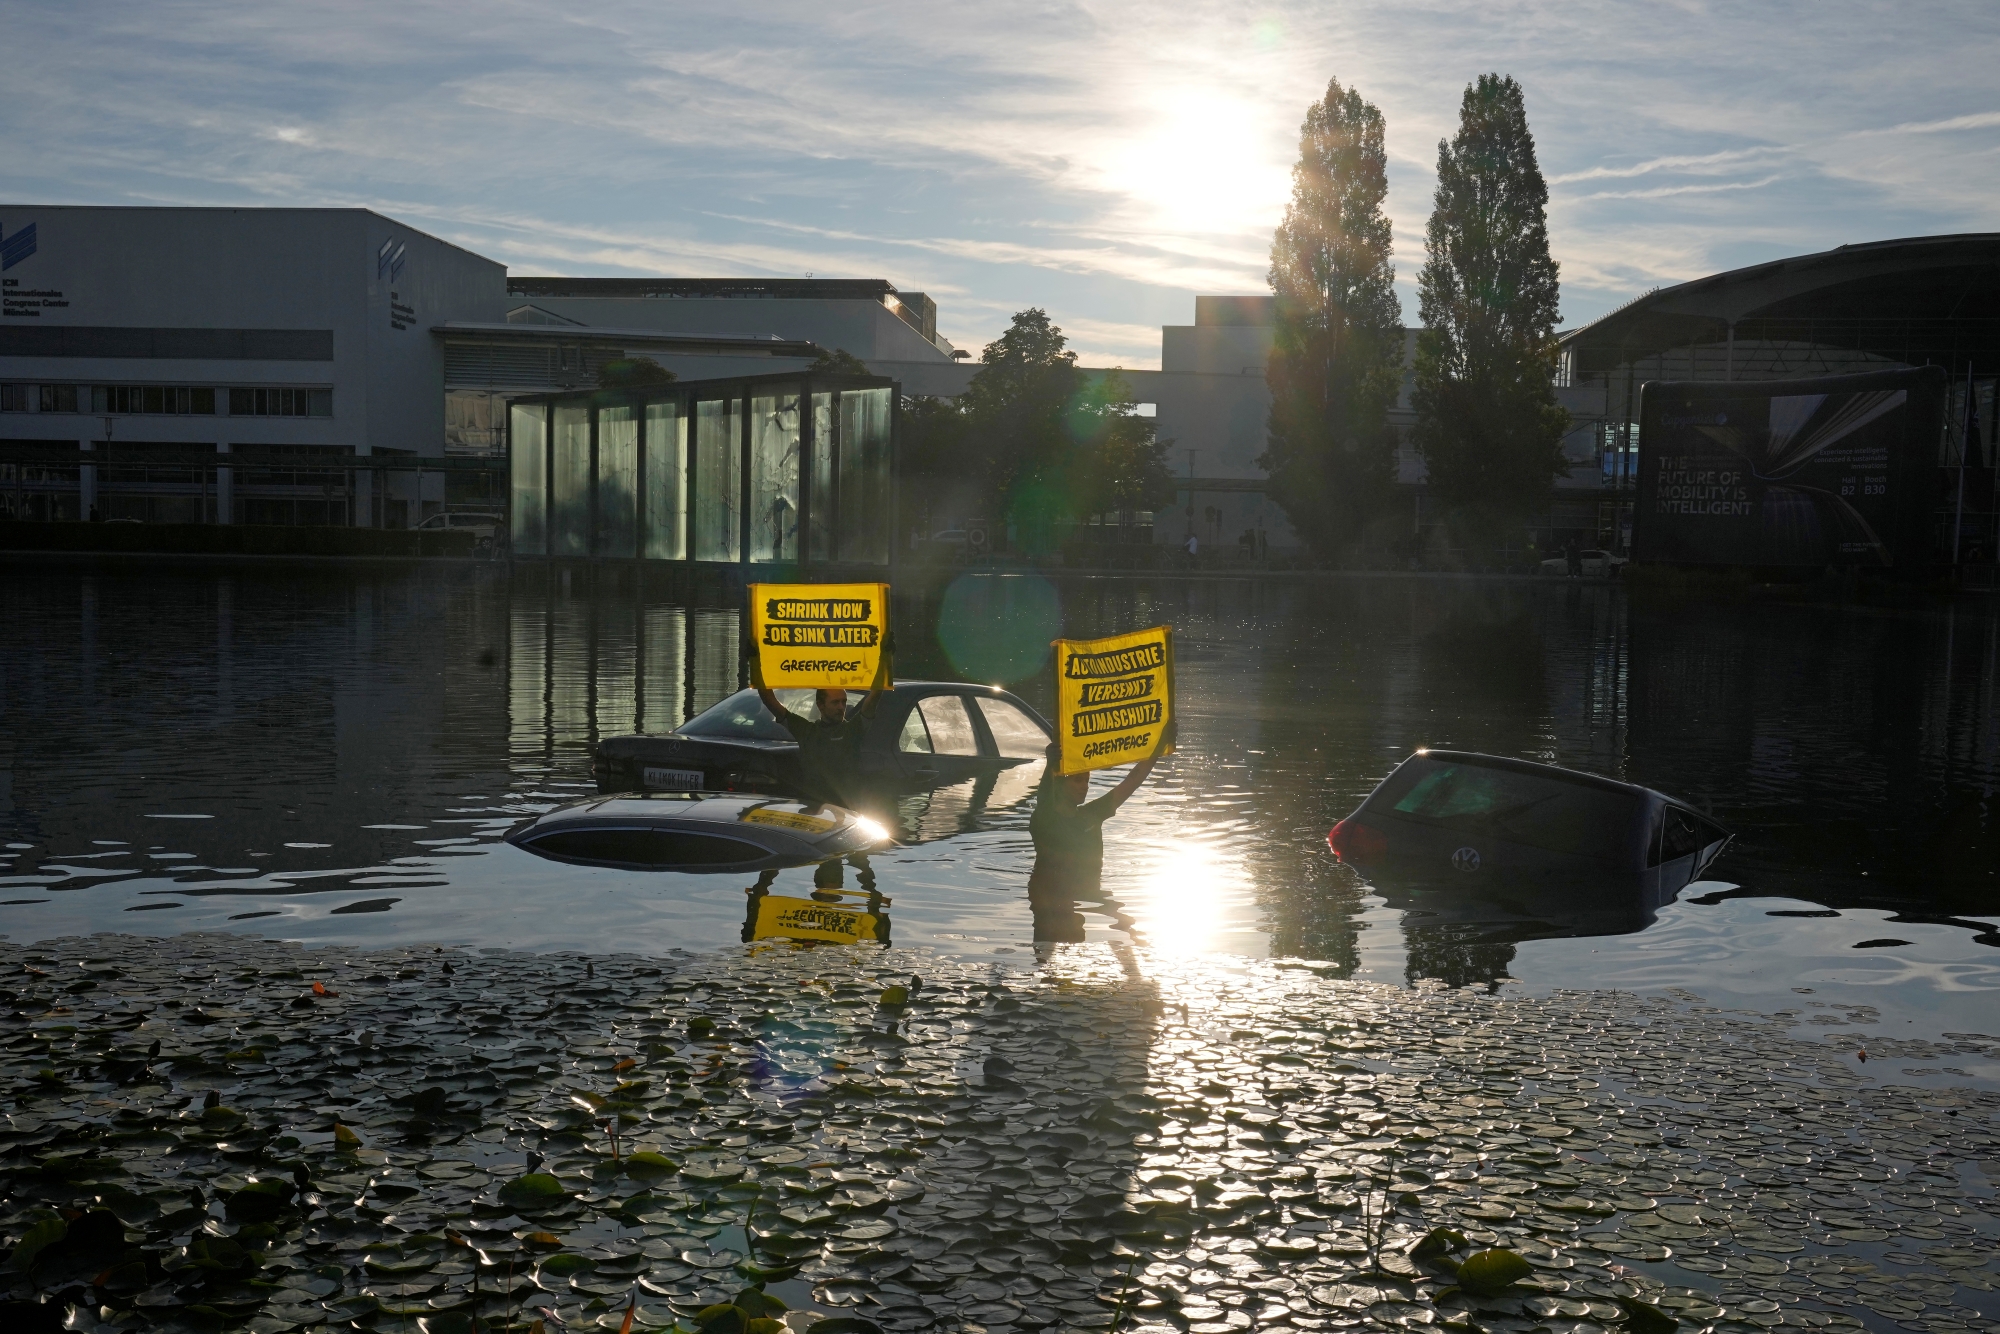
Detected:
left=1328, top=749, right=1728, bottom=889
left=507, top=792, right=891, bottom=874
left=592, top=682, right=1054, bottom=797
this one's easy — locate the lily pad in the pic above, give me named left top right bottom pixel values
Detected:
left=625, top=1151, right=679, bottom=1180
left=498, top=1172, right=568, bottom=1208
left=1456, top=1247, right=1533, bottom=1296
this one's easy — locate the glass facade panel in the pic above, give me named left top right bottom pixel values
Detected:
left=693, top=397, right=741, bottom=563
left=643, top=399, right=686, bottom=560
left=551, top=402, right=591, bottom=557
left=748, top=389, right=802, bottom=563
left=597, top=404, right=638, bottom=558
left=808, top=391, right=834, bottom=563
left=838, top=387, right=892, bottom=564
left=509, top=402, right=547, bottom=555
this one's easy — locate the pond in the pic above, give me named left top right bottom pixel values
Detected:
left=2, top=560, right=1996, bottom=1052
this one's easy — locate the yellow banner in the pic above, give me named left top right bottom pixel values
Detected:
left=749, top=582, right=891, bottom=692
left=1052, top=625, right=1175, bottom=775
left=751, top=894, right=881, bottom=944
left=740, top=807, right=837, bottom=834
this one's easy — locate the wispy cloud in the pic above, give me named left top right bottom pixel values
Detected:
left=2, top=0, right=1998, bottom=365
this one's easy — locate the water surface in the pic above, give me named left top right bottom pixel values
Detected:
left=2, top=559, right=1995, bottom=1053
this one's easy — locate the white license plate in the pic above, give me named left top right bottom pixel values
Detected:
left=643, top=766, right=706, bottom=790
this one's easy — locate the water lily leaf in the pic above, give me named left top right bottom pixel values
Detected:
left=499, top=1173, right=568, bottom=1208
left=688, top=1017, right=716, bottom=1038
left=746, top=1321, right=785, bottom=1334
left=612, top=1057, right=638, bottom=1073
left=333, top=1123, right=362, bottom=1150
left=225, top=1179, right=295, bottom=1222
left=523, top=1231, right=564, bottom=1250
left=1617, top=1297, right=1680, bottom=1334
left=695, top=1302, right=744, bottom=1333
left=1457, top=1247, right=1533, bottom=1296
left=625, top=1152, right=678, bottom=1180
left=879, top=986, right=909, bottom=1007
left=572, top=1092, right=608, bottom=1113
left=735, top=1288, right=787, bottom=1317
left=1410, top=1227, right=1468, bottom=1262
left=537, top=1252, right=594, bottom=1277
left=8, top=1216, right=65, bottom=1271
left=805, top=1320, right=885, bottom=1334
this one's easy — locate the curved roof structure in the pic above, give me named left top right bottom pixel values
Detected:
left=1561, top=233, right=2000, bottom=385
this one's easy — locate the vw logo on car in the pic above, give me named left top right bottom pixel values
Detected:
left=1451, top=846, right=1482, bottom=873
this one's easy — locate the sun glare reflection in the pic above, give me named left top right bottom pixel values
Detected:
left=1122, top=836, right=1244, bottom=955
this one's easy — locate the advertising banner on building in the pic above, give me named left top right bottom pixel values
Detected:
left=749, top=582, right=891, bottom=691
left=1052, top=626, right=1175, bottom=776
left=1635, top=368, right=1945, bottom=568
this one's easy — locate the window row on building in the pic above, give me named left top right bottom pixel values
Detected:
left=508, top=373, right=895, bottom=564
left=0, top=384, right=333, bottom=417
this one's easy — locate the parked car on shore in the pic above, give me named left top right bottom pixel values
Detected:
left=593, top=682, right=1054, bottom=798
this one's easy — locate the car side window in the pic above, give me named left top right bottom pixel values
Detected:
left=897, top=707, right=932, bottom=754
left=1657, top=806, right=1707, bottom=862
left=976, top=696, right=1047, bottom=759
left=917, top=695, right=979, bottom=756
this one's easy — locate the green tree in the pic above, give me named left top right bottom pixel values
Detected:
left=960, top=309, right=1088, bottom=552
left=1076, top=372, right=1174, bottom=538
left=1262, top=76, right=1405, bottom=559
left=1412, top=73, right=1569, bottom=547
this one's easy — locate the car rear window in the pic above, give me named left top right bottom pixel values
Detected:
left=1367, top=756, right=1643, bottom=863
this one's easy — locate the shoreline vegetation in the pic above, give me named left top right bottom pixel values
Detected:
left=3, top=934, right=1997, bottom=1334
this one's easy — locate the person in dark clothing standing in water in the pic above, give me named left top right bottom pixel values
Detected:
left=754, top=678, right=884, bottom=892
left=1027, top=738, right=1159, bottom=942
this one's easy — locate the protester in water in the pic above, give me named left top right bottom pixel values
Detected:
left=755, top=675, right=883, bottom=890
left=1027, top=737, right=1159, bottom=943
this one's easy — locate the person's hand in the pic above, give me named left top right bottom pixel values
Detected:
left=1161, top=718, right=1179, bottom=750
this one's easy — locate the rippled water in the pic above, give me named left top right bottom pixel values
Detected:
left=2, top=559, right=1996, bottom=1048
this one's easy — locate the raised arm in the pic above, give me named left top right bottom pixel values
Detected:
left=755, top=684, right=785, bottom=719
left=1098, top=756, right=1157, bottom=814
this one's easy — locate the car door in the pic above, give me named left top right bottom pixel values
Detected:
left=891, top=691, right=990, bottom=787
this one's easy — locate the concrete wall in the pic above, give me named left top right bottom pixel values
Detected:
left=0, top=206, right=506, bottom=459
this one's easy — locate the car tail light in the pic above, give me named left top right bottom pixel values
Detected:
left=1327, top=817, right=1387, bottom=864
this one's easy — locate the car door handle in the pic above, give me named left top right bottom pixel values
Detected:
left=913, top=765, right=938, bottom=776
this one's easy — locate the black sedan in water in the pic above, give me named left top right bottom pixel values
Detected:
left=1328, top=748, right=1730, bottom=891
left=592, top=682, right=1055, bottom=797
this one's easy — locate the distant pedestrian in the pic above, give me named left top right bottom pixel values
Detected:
left=1184, top=533, right=1199, bottom=567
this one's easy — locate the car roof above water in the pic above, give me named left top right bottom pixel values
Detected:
left=1361, top=749, right=1668, bottom=869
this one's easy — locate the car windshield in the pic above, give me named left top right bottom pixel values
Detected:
left=1367, top=756, right=1643, bottom=862
left=677, top=688, right=818, bottom=741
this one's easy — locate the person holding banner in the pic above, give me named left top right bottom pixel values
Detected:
left=1027, top=737, right=1160, bottom=942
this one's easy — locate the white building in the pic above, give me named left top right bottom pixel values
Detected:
left=0, top=206, right=506, bottom=525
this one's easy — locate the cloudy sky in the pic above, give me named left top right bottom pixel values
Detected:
left=5, top=1, right=1997, bottom=366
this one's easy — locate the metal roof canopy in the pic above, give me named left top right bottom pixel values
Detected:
left=434, top=322, right=823, bottom=360
left=1560, top=233, right=2000, bottom=381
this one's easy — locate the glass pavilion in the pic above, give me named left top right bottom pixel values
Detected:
left=507, top=371, right=896, bottom=565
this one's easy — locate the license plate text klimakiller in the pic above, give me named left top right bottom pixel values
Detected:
left=643, top=767, right=706, bottom=790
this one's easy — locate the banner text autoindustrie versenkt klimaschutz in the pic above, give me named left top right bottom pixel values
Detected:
left=749, top=583, right=891, bottom=692
left=1052, top=626, right=1174, bottom=775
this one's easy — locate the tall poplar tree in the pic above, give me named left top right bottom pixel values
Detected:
left=1412, top=74, right=1569, bottom=544
left=1262, top=77, right=1404, bottom=559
